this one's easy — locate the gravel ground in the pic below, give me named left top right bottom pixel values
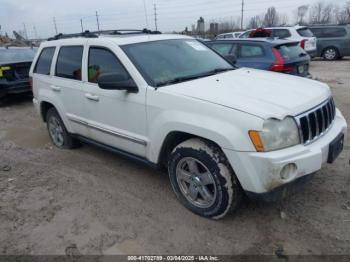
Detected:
left=0, top=59, right=349, bottom=256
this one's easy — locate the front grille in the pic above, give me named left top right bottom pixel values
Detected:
left=296, top=98, right=336, bottom=144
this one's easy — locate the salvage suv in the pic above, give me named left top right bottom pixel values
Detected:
left=30, top=30, right=347, bottom=219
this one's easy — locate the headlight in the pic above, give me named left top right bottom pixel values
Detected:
left=249, top=117, right=301, bottom=152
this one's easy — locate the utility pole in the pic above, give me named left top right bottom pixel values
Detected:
left=153, top=4, right=158, bottom=31
left=96, top=11, right=100, bottom=33
left=23, top=23, right=28, bottom=39
left=33, top=25, right=38, bottom=39
left=80, top=19, right=84, bottom=33
left=143, top=0, right=149, bottom=28
left=241, top=0, right=244, bottom=30
left=53, top=17, right=58, bottom=35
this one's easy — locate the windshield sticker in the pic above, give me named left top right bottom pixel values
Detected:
left=186, top=41, right=207, bottom=51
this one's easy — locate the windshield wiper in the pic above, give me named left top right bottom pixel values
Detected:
left=155, top=68, right=234, bottom=87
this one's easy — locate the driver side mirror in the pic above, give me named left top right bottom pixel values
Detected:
left=224, top=54, right=237, bottom=65
left=97, top=73, right=138, bottom=93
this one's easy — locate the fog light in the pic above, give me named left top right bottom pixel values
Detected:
left=280, top=163, right=297, bottom=180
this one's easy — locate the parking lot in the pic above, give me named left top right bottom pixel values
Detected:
left=0, top=59, right=349, bottom=255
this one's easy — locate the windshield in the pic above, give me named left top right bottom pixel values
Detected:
left=122, top=39, right=234, bottom=87
left=276, top=43, right=307, bottom=60
left=297, top=28, right=314, bottom=37
left=0, top=48, right=37, bottom=64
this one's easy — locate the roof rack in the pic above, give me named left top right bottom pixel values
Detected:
left=99, top=28, right=162, bottom=35
left=48, top=30, right=98, bottom=41
left=47, top=28, right=161, bottom=41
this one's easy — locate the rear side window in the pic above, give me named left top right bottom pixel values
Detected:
left=34, top=47, right=55, bottom=75
left=210, top=43, right=234, bottom=56
left=272, top=29, right=291, bottom=39
left=88, top=47, right=130, bottom=84
left=276, top=44, right=306, bottom=60
left=310, top=27, right=347, bottom=38
left=55, top=46, right=83, bottom=80
left=239, top=44, right=264, bottom=58
left=323, top=27, right=347, bottom=38
left=297, top=28, right=314, bottom=37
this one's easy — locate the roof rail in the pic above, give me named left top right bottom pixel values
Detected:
left=99, top=28, right=162, bottom=35
left=48, top=30, right=98, bottom=41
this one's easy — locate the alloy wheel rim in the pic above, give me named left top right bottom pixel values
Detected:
left=325, top=49, right=336, bottom=60
left=176, top=157, right=217, bottom=208
left=48, top=116, right=64, bottom=147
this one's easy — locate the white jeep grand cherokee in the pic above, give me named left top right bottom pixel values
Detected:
left=30, top=31, right=347, bottom=219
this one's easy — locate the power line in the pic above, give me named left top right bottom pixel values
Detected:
left=154, top=4, right=158, bottom=31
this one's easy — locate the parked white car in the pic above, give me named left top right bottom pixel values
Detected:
left=240, top=26, right=317, bottom=57
left=30, top=31, right=347, bottom=219
left=215, top=32, right=244, bottom=39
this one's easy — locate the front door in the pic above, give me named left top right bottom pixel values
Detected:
left=81, top=43, right=148, bottom=157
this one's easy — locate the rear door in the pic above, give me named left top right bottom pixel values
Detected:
left=51, top=42, right=88, bottom=136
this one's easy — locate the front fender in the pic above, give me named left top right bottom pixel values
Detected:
left=147, top=109, right=263, bottom=163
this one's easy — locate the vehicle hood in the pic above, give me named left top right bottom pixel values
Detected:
left=160, top=68, right=331, bottom=119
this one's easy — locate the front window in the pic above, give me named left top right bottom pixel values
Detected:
left=122, top=39, right=234, bottom=87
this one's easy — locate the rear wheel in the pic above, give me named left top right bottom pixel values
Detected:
left=168, top=138, right=242, bottom=219
left=46, top=108, right=79, bottom=149
left=323, top=47, right=339, bottom=61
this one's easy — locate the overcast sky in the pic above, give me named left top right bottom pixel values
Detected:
left=0, top=0, right=348, bottom=38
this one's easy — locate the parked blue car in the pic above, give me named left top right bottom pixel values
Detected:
left=205, top=38, right=311, bottom=77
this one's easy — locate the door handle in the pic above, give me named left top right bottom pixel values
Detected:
left=51, top=85, right=61, bottom=92
left=85, top=93, right=99, bottom=102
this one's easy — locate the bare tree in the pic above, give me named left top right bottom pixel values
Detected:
left=279, top=13, right=289, bottom=26
left=248, top=15, right=263, bottom=29
left=297, top=5, right=309, bottom=25
left=309, top=1, right=336, bottom=24
left=263, top=7, right=279, bottom=27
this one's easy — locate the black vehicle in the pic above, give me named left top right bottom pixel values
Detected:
left=206, top=38, right=311, bottom=77
left=0, top=47, right=37, bottom=98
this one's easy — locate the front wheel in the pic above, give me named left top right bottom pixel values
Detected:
left=168, top=138, right=242, bottom=219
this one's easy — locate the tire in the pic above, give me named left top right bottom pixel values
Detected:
left=46, top=108, right=79, bottom=149
left=168, top=138, right=242, bottom=219
left=323, top=47, right=339, bottom=61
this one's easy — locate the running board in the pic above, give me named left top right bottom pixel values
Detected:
left=76, top=135, right=158, bottom=169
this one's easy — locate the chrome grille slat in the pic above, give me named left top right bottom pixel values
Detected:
left=296, top=98, right=336, bottom=145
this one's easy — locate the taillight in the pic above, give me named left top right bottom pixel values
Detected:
left=29, top=77, right=33, bottom=90
left=300, top=39, right=306, bottom=49
left=270, top=48, right=294, bottom=73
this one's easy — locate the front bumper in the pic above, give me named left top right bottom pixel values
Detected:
left=0, top=80, right=31, bottom=97
left=224, top=109, right=347, bottom=198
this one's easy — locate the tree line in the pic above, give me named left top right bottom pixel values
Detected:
left=247, top=0, right=350, bottom=29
